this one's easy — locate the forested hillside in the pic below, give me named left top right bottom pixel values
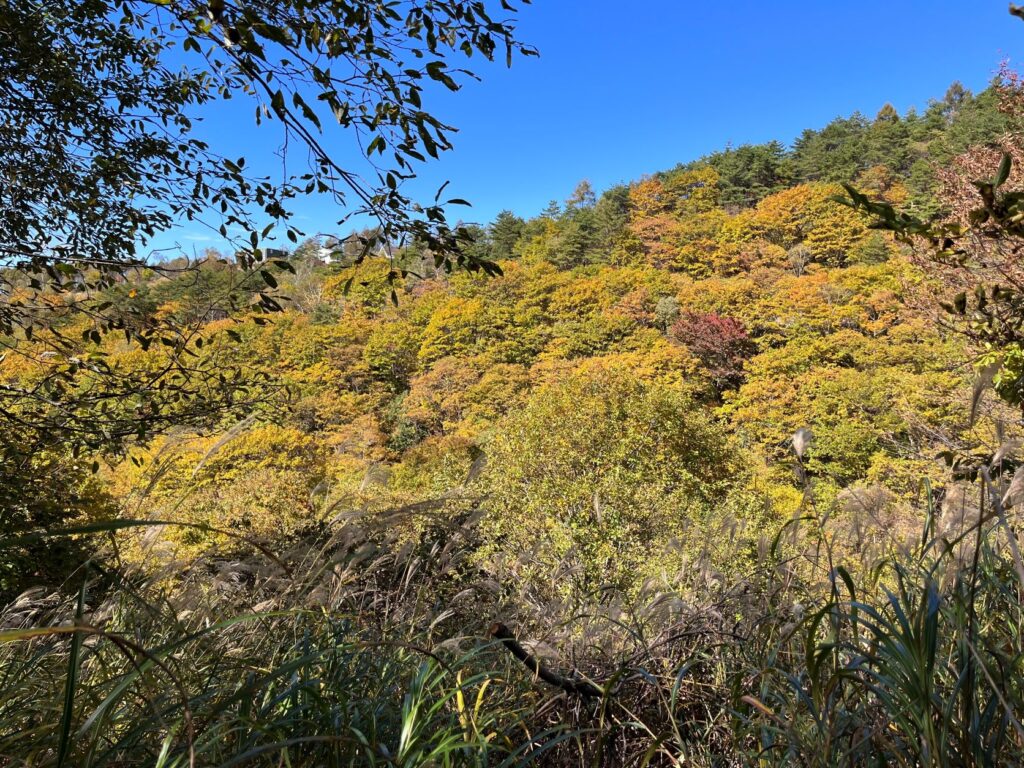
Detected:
left=6, top=80, right=1009, bottom=583
left=7, top=60, right=1024, bottom=765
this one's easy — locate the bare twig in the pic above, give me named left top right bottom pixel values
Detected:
left=489, top=622, right=604, bottom=699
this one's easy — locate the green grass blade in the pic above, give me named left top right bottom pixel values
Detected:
left=56, top=580, right=87, bottom=768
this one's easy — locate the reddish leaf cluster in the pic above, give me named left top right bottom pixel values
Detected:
left=669, top=311, right=755, bottom=392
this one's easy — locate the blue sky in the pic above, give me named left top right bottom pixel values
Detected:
left=166, top=1, right=1023, bottom=254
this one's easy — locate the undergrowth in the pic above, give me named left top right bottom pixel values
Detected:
left=3, top=477, right=1024, bottom=766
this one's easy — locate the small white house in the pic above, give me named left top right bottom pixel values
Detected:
left=317, top=243, right=389, bottom=265
left=317, top=246, right=344, bottom=265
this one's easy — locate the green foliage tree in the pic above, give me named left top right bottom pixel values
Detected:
left=488, top=211, right=526, bottom=261
left=791, top=113, right=871, bottom=182
left=479, top=368, right=751, bottom=594
left=863, top=104, right=913, bottom=173
left=689, top=141, right=791, bottom=208
left=592, top=184, right=632, bottom=250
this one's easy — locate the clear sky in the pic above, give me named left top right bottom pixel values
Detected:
left=167, top=1, right=1024, bottom=254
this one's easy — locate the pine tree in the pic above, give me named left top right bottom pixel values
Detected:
left=489, top=211, right=526, bottom=261
left=864, top=104, right=912, bottom=173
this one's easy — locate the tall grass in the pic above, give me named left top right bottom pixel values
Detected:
left=3, top=482, right=1024, bottom=766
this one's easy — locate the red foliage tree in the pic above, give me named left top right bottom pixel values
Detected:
left=669, top=312, right=756, bottom=392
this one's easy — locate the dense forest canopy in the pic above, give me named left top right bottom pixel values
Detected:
left=8, top=4, right=1024, bottom=766
left=2, top=71, right=1018, bottom=599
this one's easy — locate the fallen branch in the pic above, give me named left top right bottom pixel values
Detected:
left=489, top=622, right=604, bottom=698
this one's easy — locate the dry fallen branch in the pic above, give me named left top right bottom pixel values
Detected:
left=489, top=622, right=604, bottom=698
